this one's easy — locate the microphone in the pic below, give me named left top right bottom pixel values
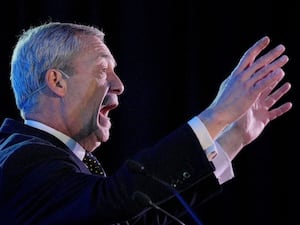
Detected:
left=126, top=159, right=204, bottom=225
left=133, top=191, right=186, bottom=225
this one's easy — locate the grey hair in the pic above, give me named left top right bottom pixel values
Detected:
left=10, top=21, right=105, bottom=118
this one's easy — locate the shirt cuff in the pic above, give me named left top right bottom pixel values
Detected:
left=188, top=116, right=217, bottom=160
left=212, top=142, right=234, bottom=184
left=188, top=116, right=234, bottom=184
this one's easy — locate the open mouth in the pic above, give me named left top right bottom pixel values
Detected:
left=99, top=95, right=118, bottom=117
left=100, top=103, right=117, bottom=117
left=97, top=95, right=119, bottom=142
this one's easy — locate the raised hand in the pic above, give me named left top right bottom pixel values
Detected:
left=232, top=77, right=292, bottom=146
left=198, top=36, right=289, bottom=139
left=216, top=77, right=292, bottom=160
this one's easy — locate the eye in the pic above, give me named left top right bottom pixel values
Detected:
left=98, top=68, right=107, bottom=79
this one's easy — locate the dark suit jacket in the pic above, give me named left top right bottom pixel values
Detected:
left=0, top=118, right=221, bottom=225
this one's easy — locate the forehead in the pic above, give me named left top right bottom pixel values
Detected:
left=80, top=35, right=116, bottom=67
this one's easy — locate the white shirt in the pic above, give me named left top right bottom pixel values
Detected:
left=25, top=117, right=234, bottom=184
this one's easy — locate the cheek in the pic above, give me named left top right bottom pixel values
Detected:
left=66, top=86, right=94, bottom=116
left=81, top=81, right=107, bottom=102
left=84, top=85, right=109, bottom=120
left=68, top=79, right=108, bottom=113
left=94, top=81, right=109, bottom=103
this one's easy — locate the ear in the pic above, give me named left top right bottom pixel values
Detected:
left=45, top=69, right=67, bottom=97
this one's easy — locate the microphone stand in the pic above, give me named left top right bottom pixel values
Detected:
left=133, top=191, right=186, bottom=225
left=126, top=160, right=204, bottom=225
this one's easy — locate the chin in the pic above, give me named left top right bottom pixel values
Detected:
left=94, top=142, right=102, bottom=149
left=101, top=136, right=110, bottom=143
left=99, top=133, right=110, bottom=143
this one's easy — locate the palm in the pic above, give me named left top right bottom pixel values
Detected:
left=233, top=81, right=292, bottom=145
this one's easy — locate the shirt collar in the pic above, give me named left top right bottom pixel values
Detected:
left=24, top=120, right=86, bottom=161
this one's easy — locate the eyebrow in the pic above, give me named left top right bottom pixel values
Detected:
left=99, top=53, right=117, bottom=67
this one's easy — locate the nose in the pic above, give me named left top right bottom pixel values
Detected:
left=109, top=71, right=124, bottom=95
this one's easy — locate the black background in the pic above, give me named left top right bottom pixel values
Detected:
left=0, top=1, right=298, bottom=224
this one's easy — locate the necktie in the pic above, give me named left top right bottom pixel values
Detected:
left=83, top=152, right=107, bottom=177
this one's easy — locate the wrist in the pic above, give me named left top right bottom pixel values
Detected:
left=216, top=124, right=245, bottom=160
left=197, top=108, right=229, bottom=140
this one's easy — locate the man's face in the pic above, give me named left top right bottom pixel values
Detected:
left=64, top=36, right=124, bottom=151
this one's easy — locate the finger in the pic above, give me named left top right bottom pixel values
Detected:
left=249, top=56, right=288, bottom=96
left=247, top=54, right=288, bottom=87
left=256, top=64, right=288, bottom=99
left=260, top=75, right=283, bottom=99
left=245, top=45, right=287, bottom=79
left=269, top=102, right=292, bottom=121
left=265, top=82, right=291, bottom=109
left=232, top=36, right=270, bottom=74
left=253, top=68, right=285, bottom=94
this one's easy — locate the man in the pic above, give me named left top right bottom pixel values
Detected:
left=0, top=22, right=292, bottom=225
